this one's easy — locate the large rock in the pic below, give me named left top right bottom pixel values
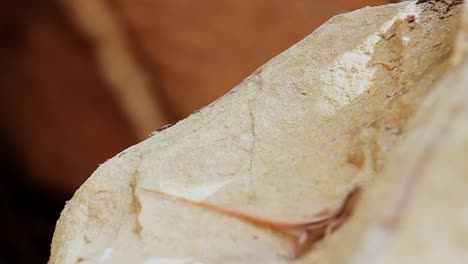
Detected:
left=50, top=1, right=466, bottom=263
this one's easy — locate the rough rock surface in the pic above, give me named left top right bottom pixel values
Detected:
left=50, top=1, right=465, bottom=263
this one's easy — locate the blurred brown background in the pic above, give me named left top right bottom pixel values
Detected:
left=0, top=0, right=393, bottom=262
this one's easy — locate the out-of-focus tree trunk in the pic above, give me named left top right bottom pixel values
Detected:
left=0, top=0, right=140, bottom=193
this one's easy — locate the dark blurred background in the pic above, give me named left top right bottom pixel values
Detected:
left=0, top=0, right=394, bottom=263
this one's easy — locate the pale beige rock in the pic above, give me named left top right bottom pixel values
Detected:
left=312, top=4, right=468, bottom=264
left=49, top=1, right=465, bottom=263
